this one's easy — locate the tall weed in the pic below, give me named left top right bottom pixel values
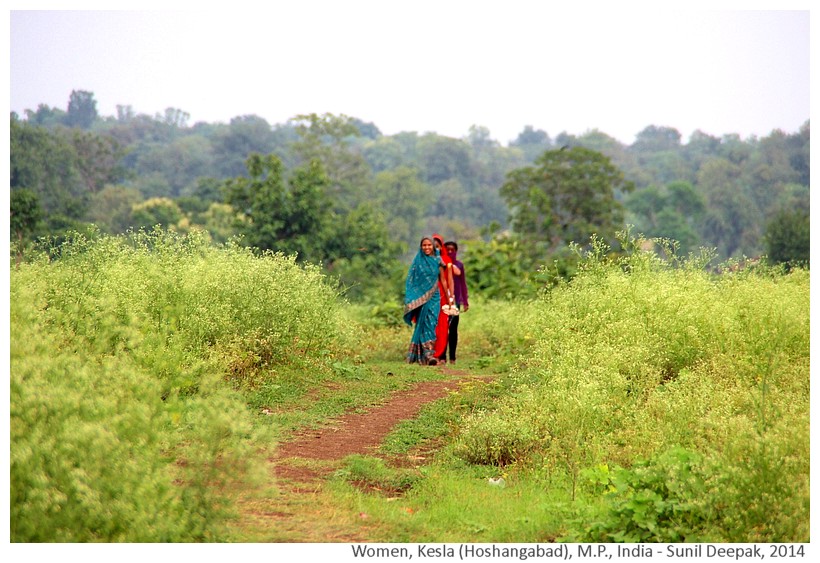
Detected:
left=452, top=235, right=809, bottom=541
left=10, top=228, right=348, bottom=541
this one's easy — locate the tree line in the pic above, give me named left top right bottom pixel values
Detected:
left=10, top=90, right=810, bottom=300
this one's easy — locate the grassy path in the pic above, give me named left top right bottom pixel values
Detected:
left=227, top=364, right=497, bottom=542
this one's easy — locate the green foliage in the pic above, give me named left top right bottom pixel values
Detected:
left=289, top=112, right=372, bottom=211
left=418, top=134, right=474, bottom=188
left=625, top=181, right=705, bottom=254
left=572, top=431, right=808, bottom=543
left=456, top=235, right=577, bottom=299
left=11, top=118, right=86, bottom=217
left=224, top=153, right=333, bottom=262
left=334, top=455, right=422, bottom=494
left=10, top=188, right=44, bottom=242
left=510, top=125, right=553, bottom=161
left=500, top=146, right=634, bottom=251
left=85, top=185, right=143, bottom=234
left=130, top=197, right=183, bottom=230
left=10, top=228, right=350, bottom=540
left=65, top=89, right=98, bottom=129
left=222, top=152, right=404, bottom=300
left=572, top=448, right=714, bottom=543
left=12, top=100, right=810, bottom=268
left=764, top=207, right=809, bottom=269
left=453, top=406, right=546, bottom=467
left=452, top=234, right=809, bottom=541
left=327, top=204, right=405, bottom=302
left=370, top=166, right=434, bottom=246
left=10, top=306, right=219, bottom=541
left=203, top=115, right=286, bottom=179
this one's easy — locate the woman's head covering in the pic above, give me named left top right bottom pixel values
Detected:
left=432, top=233, right=453, bottom=262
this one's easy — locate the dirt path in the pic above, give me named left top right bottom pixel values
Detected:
left=274, top=368, right=479, bottom=481
left=236, top=368, right=490, bottom=541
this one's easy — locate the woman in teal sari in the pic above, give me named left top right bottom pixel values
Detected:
left=404, top=237, right=443, bottom=365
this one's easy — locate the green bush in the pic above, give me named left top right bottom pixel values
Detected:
left=10, top=228, right=349, bottom=541
left=453, top=234, right=809, bottom=541
left=571, top=434, right=808, bottom=543
left=572, top=448, right=716, bottom=543
left=10, top=287, right=249, bottom=541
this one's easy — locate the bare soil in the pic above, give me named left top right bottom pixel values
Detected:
left=273, top=367, right=481, bottom=482
left=235, top=367, right=493, bottom=541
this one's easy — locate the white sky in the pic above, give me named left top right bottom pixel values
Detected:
left=7, top=2, right=812, bottom=145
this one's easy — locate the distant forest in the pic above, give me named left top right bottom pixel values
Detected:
left=10, top=90, right=810, bottom=301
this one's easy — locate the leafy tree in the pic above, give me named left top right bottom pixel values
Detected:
left=626, top=181, right=705, bottom=254
left=288, top=112, right=372, bottom=211
left=500, top=146, right=634, bottom=251
left=174, top=177, right=229, bottom=232
left=10, top=118, right=87, bottom=218
left=465, top=183, right=509, bottom=228
left=456, top=235, right=546, bottom=299
left=628, top=126, right=693, bottom=187
left=696, top=157, right=760, bottom=257
left=683, top=130, right=722, bottom=171
left=209, top=115, right=282, bottom=178
left=466, top=125, right=499, bottom=149
left=224, top=153, right=289, bottom=251
left=115, top=104, right=136, bottom=122
left=85, top=185, right=143, bottom=234
left=10, top=188, right=43, bottom=243
left=134, top=135, right=213, bottom=197
left=363, top=137, right=406, bottom=172
left=700, top=189, right=760, bottom=258
left=159, top=107, right=190, bottom=128
left=785, top=121, right=810, bottom=186
left=325, top=203, right=404, bottom=301
left=631, top=125, right=682, bottom=153
left=125, top=172, right=173, bottom=200
left=417, top=134, right=474, bottom=187
left=716, top=133, right=753, bottom=165
left=130, top=197, right=183, bottom=230
left=745, top=130, right=802, bottom=215
left=197, top=203, right=240, bottom=244
left=764, top=208, right=809, bottom=269
left=370, top=166, right=433, bottom=245
left=23, top=104, right=66, bottom=128
left=390, top=131, right=421, bottom=161
left=350, top=117, right=381, bottom=139
left=65, top=89, right=98, bottom=129
left=278, top=160, right=334, bottom=261
left=63, top=128, right=129, bottom=194
left=224, top=153, right=333, bottom=262
left=512, top=125, right=551, bottom=150
left=511, top=127, right=554, bottom=163
left=575, top=130, right=626, bottom=155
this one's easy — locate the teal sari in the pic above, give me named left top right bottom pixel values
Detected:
left=404, top=247, right=442, bottom=364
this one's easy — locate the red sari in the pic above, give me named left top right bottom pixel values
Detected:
left=434, top=249, right=453, bottom=359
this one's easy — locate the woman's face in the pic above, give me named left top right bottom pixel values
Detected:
left=421, top=239, right=434, bottom=255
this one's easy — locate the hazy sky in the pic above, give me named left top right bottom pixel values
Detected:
left=7, top=3, right=812, bottom=145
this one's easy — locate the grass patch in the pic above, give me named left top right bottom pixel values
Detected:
left=324, top=462, right=577, bottom=543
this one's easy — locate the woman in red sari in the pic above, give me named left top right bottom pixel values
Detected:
left=432, top=234, right=460, bottom=364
